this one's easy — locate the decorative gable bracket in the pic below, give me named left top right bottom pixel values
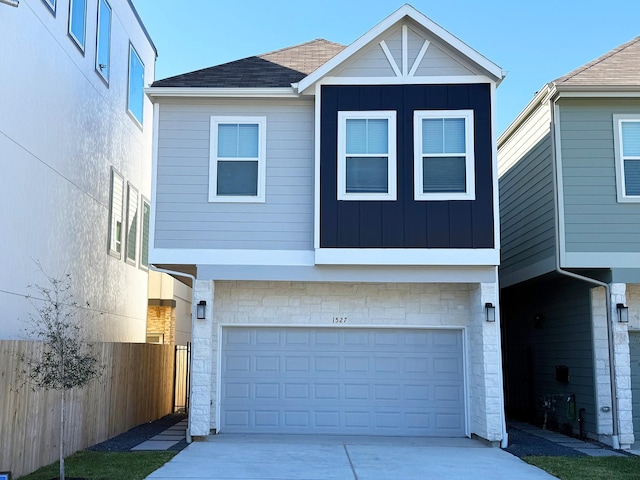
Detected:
left=380, top=24, right=430, bottom=78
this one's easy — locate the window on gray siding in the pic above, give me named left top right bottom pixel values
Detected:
left=140, top=197, right=150, bottom=269
left=125, top=183, right=138, bottom=265
left=613, top=116, right=640, bottom=202
left=68, top=0, right=87, bottom=51
left=108, top=168, right=124, bottom=258
left=413, top=110, right=475, bottom=201
left=209, top=116, right=266, bottom=203
left=337, top=111, right=397, bottom=201
left=127, top=44, right=145, bottom=126
left=95, top=0, right=111, bottom=83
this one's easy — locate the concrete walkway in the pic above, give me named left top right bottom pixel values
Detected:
left=131, top=418, right=188, bottom=451
left=146, top=435, right=557, bottom=480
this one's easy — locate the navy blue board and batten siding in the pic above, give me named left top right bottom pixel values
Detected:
left=320, top=84, right=494, bottom=249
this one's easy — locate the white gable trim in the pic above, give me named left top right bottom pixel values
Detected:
left=318, top=75, right=493, bottom=86
left=409, top=39, right=431, bottom=77
left=380, top=40, right=402, bottom=77
left=297, top=4, right=503, bottom=93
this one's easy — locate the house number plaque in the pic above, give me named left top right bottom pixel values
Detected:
left=332, top=317, right=348, bottom=323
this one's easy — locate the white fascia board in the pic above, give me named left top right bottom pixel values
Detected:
left=145, top=87, right=299, bottom=100
left=315, top=248, right=500, bottom=266
left=317, top=75, right=493, bottom=86
left=554, top=85, right=640, bottom=96
left=149, top=248, right=315, bottom=266
left=297, top=4, right=502, bottom=93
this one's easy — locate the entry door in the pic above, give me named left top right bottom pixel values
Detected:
left=219, top=327, right=466, bottom=436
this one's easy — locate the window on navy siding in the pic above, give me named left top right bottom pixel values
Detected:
left=209, top=116, right=267, bottom=203
left=125, top=183, right=139, bottom=265
left=614, top=116, right=640, bottom=202
left=95, top=0, right=112, bottom=83
left=127, top=44, right=145, bottom=126
left=337, top=111, right=397, bottom=201
left=414, top=110, right=475, bottom=201
left=68, top=0, right=87, bottom=51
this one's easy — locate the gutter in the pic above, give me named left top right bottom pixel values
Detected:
left=148, top=264, right=196, bottom=444
left=548, top=98, right=621, bottom=449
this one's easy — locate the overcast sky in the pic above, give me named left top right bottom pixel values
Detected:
left=132, top=0, right=640, bottom=134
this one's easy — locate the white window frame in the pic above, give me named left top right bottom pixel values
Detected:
left=67, top=0, right=87, bottom=52
left=139, top=196, right=150, bottom=270
left=413, top=110, right=475, bottom=201
left=125, top=183, right=139, bottom=265
left=613, top=114, right=640, bottom=203
left=208, top=116, right=267, bottom=203
left=95, top=0, right=112, bottom=84
left=107, top=168, right=124, bottom=258
left=127, top=43, right=145, bottom=127
left=337, top=110, right=397, bottom=201
left=42, top=0, right=56, bottom=15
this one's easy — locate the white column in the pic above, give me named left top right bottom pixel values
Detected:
left=469, top=279, right=503, bottom=444
left=189, top=279, right=215, bottom=438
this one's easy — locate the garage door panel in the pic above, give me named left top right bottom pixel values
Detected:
left=220, top=327, right=465, bottom=436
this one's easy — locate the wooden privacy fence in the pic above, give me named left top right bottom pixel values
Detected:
left=0, top=341, right=176, bottom=479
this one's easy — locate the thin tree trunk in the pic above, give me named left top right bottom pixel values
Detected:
left=60, top=388, right=65, bottom=480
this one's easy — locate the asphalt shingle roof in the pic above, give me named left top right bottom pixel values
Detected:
left=152, top=39, right=346, bottom=88
left=553, top=35, right=640, bottom=87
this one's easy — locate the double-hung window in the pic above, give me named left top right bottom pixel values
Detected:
left=108, top=168, right=124, bottom=258
left=95, top=0, right=112, bottom=83
left=414, top=110, right=475, bottom=201
left=613, top=115, right=640, bottom=202
left=127, top=44, right=145, bottom=126
left=209, top=116, right=266, bottom=202
left=337, top=111, right=397, bottom=201
left=68, top=0, right=87, bottom=52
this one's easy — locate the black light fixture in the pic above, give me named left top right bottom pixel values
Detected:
left=617, top=303, right=629, bottom=323
left=196, top=300, right=206, bottom=320
left=485, top=302, right=496, bottom=322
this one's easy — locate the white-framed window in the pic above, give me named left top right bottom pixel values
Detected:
left=127, top=44, right=145, bottom=126
left=95, top=0, right=111, bottom=84
left=337, top=111, right=397, bottom=201
left=139, top=197, right=150, bottom=270
left=209, top=116, right=267, bottom=203
left=413, top=110, right=475, bottom=201
left=68, top=0, right=87, bottom=52
left=107, top=167, right=124, bottom=258
left=42, top=0, right=56, bottom=15
left=125, top=183, right=139, bottom=265
left=613, top=115, right=640, bottom=202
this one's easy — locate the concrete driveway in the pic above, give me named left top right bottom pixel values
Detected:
left=146, top=434, right=557, bottom=480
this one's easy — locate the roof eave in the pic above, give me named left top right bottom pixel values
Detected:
left=297, top=4, right=503, bottom=93
left=498, top=83, right=554, bottom=148
left=553, top=83, right=640, bottom=95
left=145, top=86, right=300, bottom=101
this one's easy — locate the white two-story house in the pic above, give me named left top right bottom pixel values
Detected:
left=147, top=5, right=507, bottom=444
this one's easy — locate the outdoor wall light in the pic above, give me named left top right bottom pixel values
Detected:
left=617, top=303, right=629, bottom=323
left=485, top=303, right=496, bottom=322
left=196, top=300, right=207, bottom=320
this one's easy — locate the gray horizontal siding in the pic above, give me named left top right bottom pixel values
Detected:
left=154, top=98, right=314, bottom=251
left=560, top=99, right=640, bottom=255
left=498, top=100, right=556, bottom=282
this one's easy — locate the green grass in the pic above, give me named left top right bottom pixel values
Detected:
left=18, top=451, right=176, bottom=480
left=524, top=456, right=640, bottom=480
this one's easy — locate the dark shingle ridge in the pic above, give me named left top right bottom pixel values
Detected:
left=553, top=35, right=640, bottom=86
left=151, top=39, right=346, bottom=88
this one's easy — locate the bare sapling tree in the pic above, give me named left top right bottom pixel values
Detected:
left=17, top=265, right=103, bottom=480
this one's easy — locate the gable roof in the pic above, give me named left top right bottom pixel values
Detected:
left=296, top=4, right=504, bottom=92
left=553, top=35, right=640, bottom=87
left=151, top=39, right=345, bottom=88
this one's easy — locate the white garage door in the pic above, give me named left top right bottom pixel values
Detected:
left=220, top=327, right=466, bottom=436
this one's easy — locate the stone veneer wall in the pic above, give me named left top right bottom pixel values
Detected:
left=186, top=280, right=503, bottom=442
left=147, top=305, right=176, bottom=345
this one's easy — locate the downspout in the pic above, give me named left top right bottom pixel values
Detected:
left=148, top=264, right=196, bottom=444
left=549, top=96, right=621, bottom=449
left=0, top=0, right=19, bottom=6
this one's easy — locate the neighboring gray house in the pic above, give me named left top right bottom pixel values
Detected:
left=498, top=36, right=640, bottom=449
left=147, top=5, right=509, bottom=444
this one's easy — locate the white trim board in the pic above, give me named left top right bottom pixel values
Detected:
left=150, top=248, right=315, bottom=266
left=145, top=87, right=298, bottom=100
left=315, top=248, right=500, bottom=266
